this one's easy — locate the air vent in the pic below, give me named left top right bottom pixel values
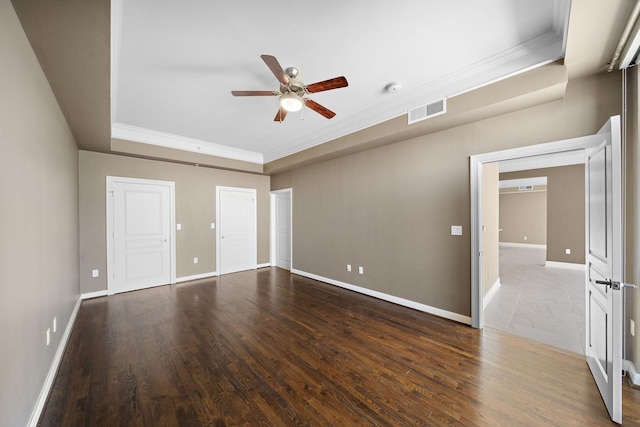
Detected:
left=518, top=185, right=534, bottom=191
left=408, top=98, right=447, bottom=124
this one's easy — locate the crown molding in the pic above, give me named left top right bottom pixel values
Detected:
left=111, top=123, right=264, bottom=164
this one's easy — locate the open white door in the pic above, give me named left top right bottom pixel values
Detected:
left=273, top=189, right=292, bottom=270
left=585, top=116, right=623, bottom=423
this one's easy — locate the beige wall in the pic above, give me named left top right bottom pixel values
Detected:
left=500, top=165, right=585, bottom=264
left=499, top=187, right=547, bottom=245
left=79, top=151, right=270, bottom=294
left=482, top=163, right=500, bottom=296
left=625, top=67, right=640, bottom=377
left=0, top=2, right=80, bottom=425
left=273, top=73, right=620, bottom=317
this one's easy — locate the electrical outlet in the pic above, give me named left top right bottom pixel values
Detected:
left=46, top=328, right=51, bottom=346
left=565, top=248, right=571, bottom=255
left=632, top=319, right=635, bottom=337
left=92, top=269, right=99, bottom=278
left=53, top=317, right=57, bottom=333
left=358, top=266, right=364, bottom=275
left=193, top=257, right=198, bottom=264
left=346, top=264, right=351, bottom=272
left=524, top=236, right=528, bottom=241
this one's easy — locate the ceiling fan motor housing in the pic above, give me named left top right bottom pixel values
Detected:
left=285, top=67, right=299, bottom=79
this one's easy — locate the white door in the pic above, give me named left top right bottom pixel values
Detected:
left=274, top=190, right=292, bottom=270
left=108, top=178, right=174, bottom=295
left=217, top=187, right=257, bottom=275
left=585, top=116, right=623, bottom=423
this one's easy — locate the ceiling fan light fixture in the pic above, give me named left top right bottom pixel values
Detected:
left=280, top=92, right=303, bottom=112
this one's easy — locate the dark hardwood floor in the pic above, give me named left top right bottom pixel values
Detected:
left=40, top=268, right=640, bottom=426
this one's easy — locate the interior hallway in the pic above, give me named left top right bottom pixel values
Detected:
left=484, top=245, right=585, bottom=354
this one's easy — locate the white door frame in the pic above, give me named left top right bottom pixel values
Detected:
left=470, top=134, right=601, bottom=328
left=106, top=176, right=176, bottom=294
left=216, top=186, right=257, bottom=275
left=270, top=188, right=293, bottom=270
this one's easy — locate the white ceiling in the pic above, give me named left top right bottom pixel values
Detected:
left=111, top=0, right=570, bottom=165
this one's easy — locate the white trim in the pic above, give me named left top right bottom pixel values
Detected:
left=81, top=290, right=108, bottom=300
left=257, top=263, right=271, bottom=269
left=499, top=242, right=547, bottom=249
left=176, top=272, right=217, bottom=283
left=216, top=186, right=258, bottom=275
left=499, top=149, right=585, bottom=173
left=291, top=269, right=472, bottom=325
left=545, top=261, right=586, bottom=271
left=625, top=360, right=640, bottom=386
left=483, top=278, right=501, bottom=310
left=106, top=176, right=176, bottom=295
left=27, top=297, right=81, bottom=427
left=471, top=132, right=603, bottom=329
left=112, top=123, right=264, bottom=165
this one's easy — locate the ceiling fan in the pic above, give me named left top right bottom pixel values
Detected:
left=231, top=55, right=348, bottom=122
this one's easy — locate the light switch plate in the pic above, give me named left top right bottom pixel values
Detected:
left=451, top=225, right=462, bottom=236
left=346, top=264, right=351, bottom=272
left=211, top=223, right=215, bottom=229
left=92, top=269, right=99, bottom=278
left=177, top=224, right=182, bottom=230
left=358, top=266, right=364, bottom=274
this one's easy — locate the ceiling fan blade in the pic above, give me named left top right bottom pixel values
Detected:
left=261, top=55, right=289, bottom=85
left=231, top=90, right=277, bottom=96
left=306, top=76, right=348, bottom=93
left=274, top=106, right=288, bottom=122
left=304, top=99, right=336, bottom=119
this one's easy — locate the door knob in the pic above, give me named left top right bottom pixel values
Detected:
left=595, top=279, right=637, bottom=290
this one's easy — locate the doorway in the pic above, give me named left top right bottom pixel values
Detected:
left=106, top=176, right=176, bottom=295
left=270, top=189, right=292, bottom=271
left=216, top=186, right=257, bottom=275
left=484, top=170, right=586, bottom=354
left=471, top=116, right=624, bottom=422
left=470, top=135, right=600, bottom=328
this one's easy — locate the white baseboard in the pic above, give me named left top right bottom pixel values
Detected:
left=291, top=269, right=472, bottom=325
left=28, top=296, right=82, bottom=427
left=499, top=242, right=547, bottom=249
left=257, top=263, right=271, bottom=269
left=176, top=272, right=217, bottom=283
left=81, top=290, right=108, bottom=300
left=626, top=359, right=640, bottom=386
left=483, top=278, right=501, bottom=309
left=545, top=261, right=586, bottom=271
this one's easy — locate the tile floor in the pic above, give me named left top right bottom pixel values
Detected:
left=484, top=244, right=585, bottom=354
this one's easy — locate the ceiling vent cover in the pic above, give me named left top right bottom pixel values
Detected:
left=408, top=98, right=447, bottom=124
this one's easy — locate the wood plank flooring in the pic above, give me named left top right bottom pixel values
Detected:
left=39, top=268, right=640, bottom=426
